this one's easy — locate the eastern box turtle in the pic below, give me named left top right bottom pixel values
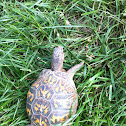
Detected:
left=26, top=46, right=83, bottom=126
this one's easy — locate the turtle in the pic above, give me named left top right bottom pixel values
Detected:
left=26, top=46, right=83, bottom=126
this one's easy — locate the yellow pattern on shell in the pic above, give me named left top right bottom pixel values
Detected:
left=44, top=107, right=48, bottom=114
left=47, top=92, right=51, bottom=98
left=41, top=121, right=47, bottom=126
left=51, top=113, right=69, bottom=124
left=26, top=107, right=31, bottom=116
left=40, top=87, right=48, bottom=98
left=44, top=75, right=56, bottom=84
left=34, top=118, right=40, bottom=124
left=27, top=91, right=34, bottom=102
left=32, top=78, right=41, bottom=88
left=42, top=105, right=47, bottom=109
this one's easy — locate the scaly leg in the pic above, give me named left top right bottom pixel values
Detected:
left=67, top=62, right=84, bottom=78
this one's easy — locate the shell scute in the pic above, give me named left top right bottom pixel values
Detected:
left=51, top=94, right=77, bottom=111
left=54, top=71, right=67, bottom=79
left=31, top=78, right=42, bottom=89
left=26, top=103, right=33, bottom=119
left=54, top=80, right=75, bottom=94
left=48, top=111, right=69, bottom=125
left=42, top=74, right=57, bottom=85
left=37, top=85, right=54, bottom=100
left=27, top=88, right=36, bottom=104
left=32, top=99, right=51, bottom=117
left=32, top=115, right=50, bottom=126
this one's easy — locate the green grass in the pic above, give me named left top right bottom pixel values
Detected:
left=0, top=0, right=126, bottom=126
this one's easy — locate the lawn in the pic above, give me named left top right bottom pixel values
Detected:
left=0, top=0, right=126, bottom=126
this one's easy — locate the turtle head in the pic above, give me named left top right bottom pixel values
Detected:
left=51, top=46, right=64, bottom=71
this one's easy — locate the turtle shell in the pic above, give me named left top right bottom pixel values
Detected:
left=26, top=69, right=78, bottom=126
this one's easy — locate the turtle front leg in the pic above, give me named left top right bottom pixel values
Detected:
left=67, top=62, right=84, bottom=77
